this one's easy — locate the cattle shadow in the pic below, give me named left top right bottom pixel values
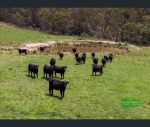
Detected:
left=45, top=94, right=63, bottom=100
left=91, top=74, right=103, bottom=76
left=43, top=77, right=63, bottom=82
left=75, top=63, right=82, bottom=65
left=41, top=76, right=50, bottom=80
left=46, top=76, right=63, bottom=80
left=53, top=76, right=63, bottom=80
left=25, top=75, right=37, bottom=79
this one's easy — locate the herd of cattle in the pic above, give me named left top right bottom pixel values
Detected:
left=26, top=47, right=113, bottom=98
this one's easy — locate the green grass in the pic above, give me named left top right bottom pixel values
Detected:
left=0, top=48, right=150, bottom=119
left=0, top=26, right=76, bottom=45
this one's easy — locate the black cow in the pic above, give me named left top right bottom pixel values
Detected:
left=59, top=52, right=64, bottom=60
left=50, top=58, right=56, bottom=66
left=18, top=48, right=27, bottom=55
left=101, top=58, right=107, bottom=67
left=93, top=58, right=98, bottom=65
left=81, top=53, right=86, bottom=64
left=54, top=66, right=68, bottom=79
left=76, top=57, right=81, bottom=64
left=43, top=65, right=54, bottom=78
left=75, top=52, right=79, bottom=58
left=109, top=55, right=113, bottom=62
left=92, top=64, right=103, bottom=76
left=104, top=55, right=109, bottom=61
left=49, top=78, right=69, bottom=98
left=72, top=48, right=77, bottom=54
left=109, top=53, right=113, bottom=62
left=28, top=64, right=39, bottom=78
left=39, top=47, right=45, bottom=52
left=91, top=52, right=95, bottom=58
left=109, top=53, right=113, bottom=57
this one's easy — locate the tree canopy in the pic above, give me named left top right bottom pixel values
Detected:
left=0, top=8, right=150, bottom=45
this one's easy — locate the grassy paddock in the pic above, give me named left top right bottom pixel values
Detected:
left=0, top=48, right=150, bottom=119
left=0, top=26, right=76, bottom=45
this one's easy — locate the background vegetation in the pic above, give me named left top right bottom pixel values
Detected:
left=0, top=8, right=150, bottom=45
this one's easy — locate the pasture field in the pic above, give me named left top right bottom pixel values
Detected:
left=0, top=48, right=150, bottom=119
left=0, top=24, right=76, bottom=45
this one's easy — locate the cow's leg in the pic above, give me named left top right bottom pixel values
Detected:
left=31, top=72, right=32, bottom=76
left=55, top=72, right=56, bottom=77
left=52, top=89, right=53, bottom=96
left=63, top=91, right=64, bottom=98
left=99, top=71, right=101, bottom=75
left=34, top=73, right=35, bottom=78
left=61, top=73, right=64, bottom=79
left=49, top=88, right=51, bottom=95
left=37, top=73, right=38, bottom=78
left=92, top=71, right=93, bottom=76
left=60, top=91, right=63, bottom=98
left=95, top=72, right=96, bottom=75
left=46, top=73, right=47, bottom=78
left=101, top=69, right=103, bottom=74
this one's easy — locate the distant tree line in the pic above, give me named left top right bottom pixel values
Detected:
left=0, top=8, right=150, bottom=45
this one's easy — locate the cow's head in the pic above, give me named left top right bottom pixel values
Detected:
left=63, top=66, right=68, bottom=69
left=64, top=81, right=69, bottom=87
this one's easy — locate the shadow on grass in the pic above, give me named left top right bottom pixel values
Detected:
left=43, top=77, right=64, bottom=82
left=91, top=74, right=103, bottom=76
left=45, top=94, right=63, bottom=100
left=41, top=76, right=51, bottom=80
left=25, top=75, right=37, bottom=79
left=53, top=75, right=63, bottom=80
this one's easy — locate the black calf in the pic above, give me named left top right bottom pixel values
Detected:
left=50, top=58, right=56, bottom=66
left=18, top=48, right=27, bottom=55
left=93, top=58, right=98, bottom=65
left=76, top=57, right=81, bottom=64
left=43, top=65, right=54, bottom=78
left=81, top=53, right=86, bottom=64
left=59, top=52, right=64, bottom=60
left=101, top=58, right=107, bottom=67
left=91, top=52, right=95, bottom=58
left=72, top=48, right=77, bottom=54
left=104, top=55, right=109, bottom=61
left=28, top=64, right=39, bottom=78
left=109, top=53, right=113, bottom=62
left=54, top=65, right=68, bottom=79
left=75, top=52, right=79, bottom=58
left=39, top=47, right=45, bottom=52
left=49, top=78, right=69, bottom=98
left=92, top=64, right=103, bottom=76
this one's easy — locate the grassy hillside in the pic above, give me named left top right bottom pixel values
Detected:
left=0, top=48, right=150, bottom=119
left=0, top=24, right=76, bottom=45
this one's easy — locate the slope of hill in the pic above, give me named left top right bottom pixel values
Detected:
left=0, top=22, right=76, bottom=45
